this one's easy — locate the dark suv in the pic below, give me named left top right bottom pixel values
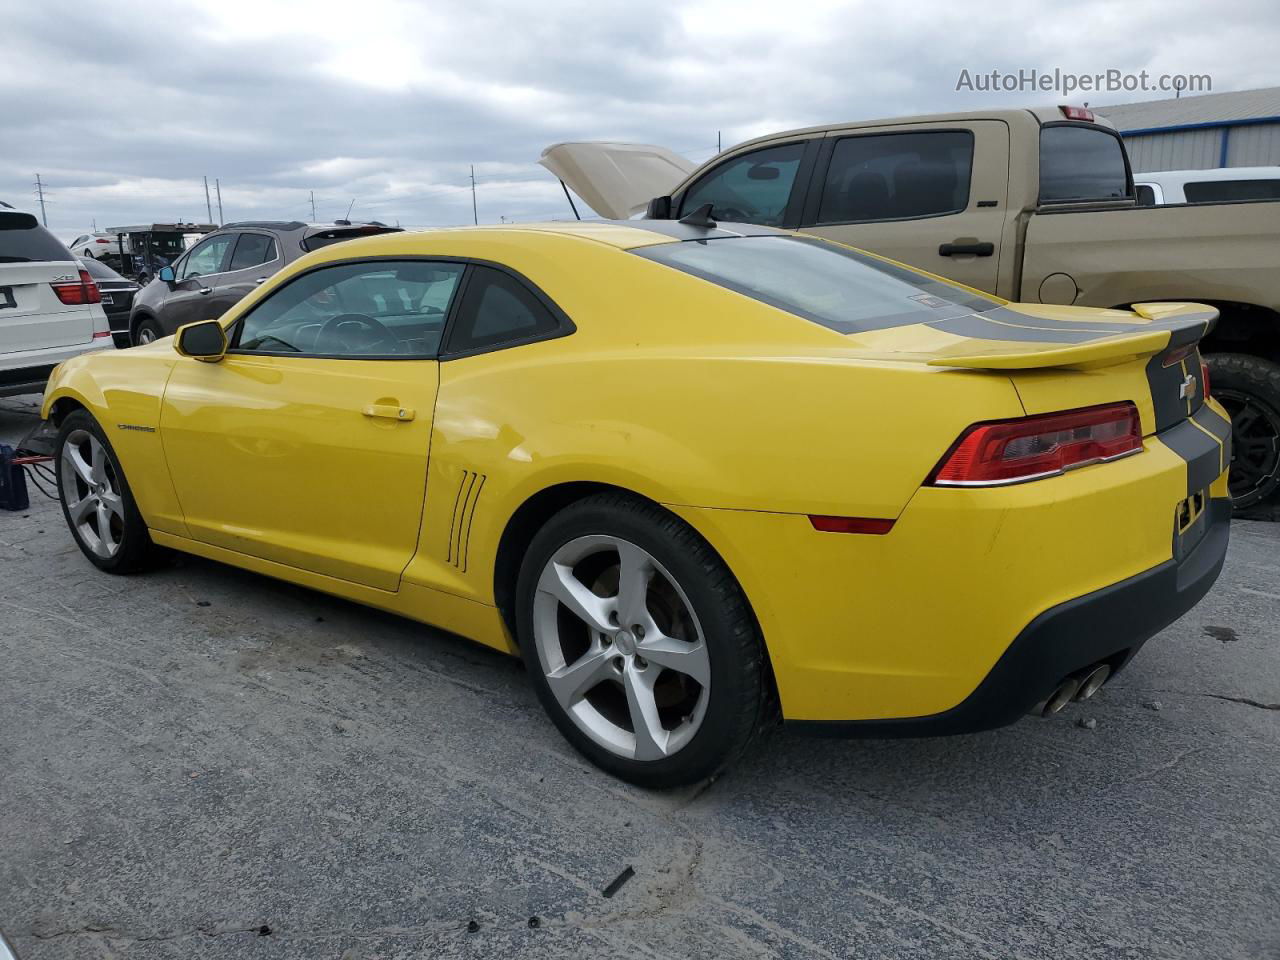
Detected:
left=127, top=220, right=401, bottom=345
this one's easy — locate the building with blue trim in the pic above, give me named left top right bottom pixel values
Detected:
left=1095, top=86, right=1280, bottom=172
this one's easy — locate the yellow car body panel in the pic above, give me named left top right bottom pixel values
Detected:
left=40, top=222, right=1231, bottom=728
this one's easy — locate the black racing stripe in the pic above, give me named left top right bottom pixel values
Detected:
left=929, top=314, right=1121, bottom=343
left=1159, top=417, right=1223, bottom=496
left=1165, top=316, right=1216, bottom=347
left=1146, top=353, right=1194, bottom=433
left=1194, top=403, right=1234, bottom=472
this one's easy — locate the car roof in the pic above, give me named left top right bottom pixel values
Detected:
left=1135, top=166, right=1280, bottom=187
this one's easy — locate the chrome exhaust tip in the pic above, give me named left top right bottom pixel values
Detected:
left=1073, top=664, right=1112, bottom=702
left=1041, top=677, right=1081, bottom=717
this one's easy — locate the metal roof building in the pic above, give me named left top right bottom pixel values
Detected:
left=1095, top=86, right=1280, bottom=172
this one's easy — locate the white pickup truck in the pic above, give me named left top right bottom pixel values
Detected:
left=543, top=105, right=1280, bottom=514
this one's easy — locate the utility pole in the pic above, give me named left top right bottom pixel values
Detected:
left=215, top=179, right=224, bottom=224
left=717, top=130, right=721, bottom=153
left=34, top=174, right=48, bottom=226
left=309, top=190, right=317, bottom=221
left=470, top=165, right=478, bottom=225
left=203, top=176, right=213, bottom=223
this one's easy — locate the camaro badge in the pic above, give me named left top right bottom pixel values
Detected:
left=117, top=423, right=156, bottom=433
left=1179, top=374, right=1197, bottom=400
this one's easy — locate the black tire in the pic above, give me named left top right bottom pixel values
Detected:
left=1206, top=353, right=1280, bottom=513
left=55, top=410, right=156, bottom=573
left=516, top=492, right=772, bottom=788
left=132, top=315, right=164, bottom=347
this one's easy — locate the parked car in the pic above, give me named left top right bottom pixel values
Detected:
left=127, top=220, right=403, bottom=345
left=1135, top=166, right=1280, bottom=205
left=544, top=105, right=1280, bottom=514
left=39, top=221, right=1229, bottom=786
left=0, top=207, right=112, bottom=397
left=67, top=231, right=120, bottom=259
left=78, top=257, right=140, bottom=348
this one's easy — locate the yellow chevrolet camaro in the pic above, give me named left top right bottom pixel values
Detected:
left=38, top=219, right=1231, bottom=786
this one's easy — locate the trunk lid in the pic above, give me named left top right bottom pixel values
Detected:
left=539, top=142, right=695, bottom=219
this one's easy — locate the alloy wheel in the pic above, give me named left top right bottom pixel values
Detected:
left=59, top=429, right=125, bottom=559
left=532, top=535, right=711, bottom=762
left=1216, top=389, right=1280, bottom=506
left=136, top=326, right=157, bottom=345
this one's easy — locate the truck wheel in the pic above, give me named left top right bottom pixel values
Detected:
left=1206, top=353, right=1280, bottom=514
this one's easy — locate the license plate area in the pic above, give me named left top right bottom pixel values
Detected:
left=0, top=286, right=15, bottom=310
left=1173, top=489, right=1208, bottom=561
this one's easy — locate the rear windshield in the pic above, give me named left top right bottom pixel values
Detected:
left=634, top=235, right=999, bottom=334
left=302, top=226, right=403, bottom=252
left=1039, top=125, right=1129, bottom=202
left=78, top=257, right=125, bottom=280
left=1183, top=179, right=1280, bottom=203
left=0, top=212, right=75, bottom=263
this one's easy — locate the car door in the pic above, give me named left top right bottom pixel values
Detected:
left=158, top=257, right=464, bottom=591
left=799, top=121, right=1010, bottom=293
left=162, top=233, right=236, bottom=331
left=208, top=231, right=280, bottom=318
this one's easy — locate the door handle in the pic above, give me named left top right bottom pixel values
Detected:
left=362, top=403, right=415, bottom=422
left=255, top=278, right=268, bottom=285
left=938, top=241, right=994, bottom=257
left=197, top=286, right=212, bottom=295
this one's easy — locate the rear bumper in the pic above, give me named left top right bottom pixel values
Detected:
left=0, top=339, right=113, bottom=397
left=788, top=496, right=1230, bottom=737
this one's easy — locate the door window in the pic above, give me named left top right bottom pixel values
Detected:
left=235, top=259, right=463, bottom=358
left=179, top=234, right=234, bottom=279
left=677, top=143, right=805, bottom=225
left=228, top=233, right=278, bottom=271
left=816, top=130, right=973, bottom=223
left=443, top=266, right=563, bottom=354
left=1039, top=125, right=1129, bottom=202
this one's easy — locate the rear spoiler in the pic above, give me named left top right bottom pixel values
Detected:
left=929, top=303, right=1218, bottom=370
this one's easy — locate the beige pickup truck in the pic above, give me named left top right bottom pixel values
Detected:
left=542, top=106, right=1280, bottom=514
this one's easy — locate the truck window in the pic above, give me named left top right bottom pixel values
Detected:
left=816, top=130, right=973, bottom=223
left=1135, top=184, right=1157, bottom=206
left=1183, top=179, right=1280, bottom=203
left=1039, top=125, right=1129, bottom=202
left=678, top=143, right=805, bottom=226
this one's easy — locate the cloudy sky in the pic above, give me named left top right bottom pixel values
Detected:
left=4, top=0, right=1278, bottom=238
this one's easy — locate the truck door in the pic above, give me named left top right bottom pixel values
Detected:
left=799, top=120, right=1010, bottom=294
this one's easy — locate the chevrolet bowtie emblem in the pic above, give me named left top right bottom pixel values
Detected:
left=1179, top=374, right=1197, bottom=400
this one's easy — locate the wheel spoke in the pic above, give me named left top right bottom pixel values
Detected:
left=63, top=444, right=94, bottom=485
left=638, top=635, right=711, bottom=688
left=88, top=436, right=108, bottom=484
left=545, top=645, right=616, bottom=708
left=615, top=541, right=653, bottom=630
left=623, top=663, right=670, bottom=761
left=94, top=502, right=115, bottom=553
left=100, top=490, right=125, bottom=520
left=538, top=562, right=613, bottom=633
left=68, top=495, right=95, bottom=525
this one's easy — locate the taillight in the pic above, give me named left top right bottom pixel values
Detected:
left=927, top=402, right=1143, bottom=487
left=1201, top=361, right=1211, bottom=398
left=1060, top=105, right=1095, bottom=122
left=95, top=237, right=110, bottom=243
left=51, top=269, right=101, bottom=305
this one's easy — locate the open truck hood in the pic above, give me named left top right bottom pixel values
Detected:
left=539, top=142, right=695, bottom=219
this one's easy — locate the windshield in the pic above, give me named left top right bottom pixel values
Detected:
left=144, top=232, right=188, bottom=255
left=633, top=235, right=999, bottom=334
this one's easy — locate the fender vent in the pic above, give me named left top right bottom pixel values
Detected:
left=448, top=470, right=486, bottom=572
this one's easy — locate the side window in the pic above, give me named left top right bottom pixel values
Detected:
left=444, top=266, right=561, bottom=354
left=1039, top=125, right=1129, bottom=202
left=1135, top=184, right=1157, bottom=206
left=71, top=235, right=87, bottom=247
left=236, top=260, right=464, bottom=358
left=179, top=234, right=234, bottom=280
left=677, top=142, right=805, bottom=225
left=1184, top=179, right=1280, bottom=203
left=816, top=130, right=973, bottom=223
left=228, top=233, right=277, bottom=271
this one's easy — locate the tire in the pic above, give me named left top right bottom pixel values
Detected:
left=1205, top=353, right=1280, bottom=513
left=55, top=410, right=156, bottom=573
left=516, top=492, right=771, bottom=788
left=133, top=315, right=164, bottom=346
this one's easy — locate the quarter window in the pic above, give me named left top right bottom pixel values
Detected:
left=444, top=266, right=562, bottom=354
left=228, top=233, right=277, bottom=271
left=678, top=143, right=805, bottom=226
left=235, top=260, right=464, bottom=358
left=179, top=234, right=234, bottom=279
left=817, top=130, right=973, bottom=223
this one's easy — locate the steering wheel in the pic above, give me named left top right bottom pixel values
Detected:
left=315, top=313, right=400, bottom=355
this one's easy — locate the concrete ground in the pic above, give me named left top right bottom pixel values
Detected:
left=1, top=392, right=1278, bottom=960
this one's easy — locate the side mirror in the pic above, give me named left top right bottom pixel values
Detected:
left=158, top=265, right=176, bottom=283
left=174, top=319, right=227, bottom=362
left=644, top=195, right=672, bottom=219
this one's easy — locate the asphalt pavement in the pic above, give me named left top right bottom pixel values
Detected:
left=1, top=393, right=1277, bottom=960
